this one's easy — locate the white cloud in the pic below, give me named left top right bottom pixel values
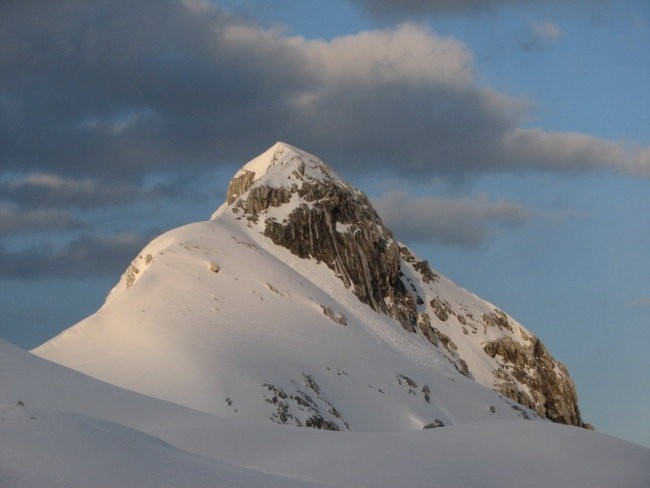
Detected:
left=305, top=24, right=474, bottom=86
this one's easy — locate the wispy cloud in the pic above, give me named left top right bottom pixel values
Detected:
left=0, top=206, right=85, bottom=235
left=0, top=173, right=180, bottom=209
left=349, top=0, right=597, bottom=17
left=519, top=21, right=562, bottom=51
left=1, top=174, right=131, bottom=209
left=373, top=191, right=530, bottom=248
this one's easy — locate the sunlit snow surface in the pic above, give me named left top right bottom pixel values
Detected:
left=2, top=340, right=648, bottom=487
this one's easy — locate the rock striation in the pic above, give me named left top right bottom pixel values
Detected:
left=224, top=142, right=586, bottom=427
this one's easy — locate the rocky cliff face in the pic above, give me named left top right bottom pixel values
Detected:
left=226, top=143, right=418, bottom=332
left=224, top=142, right=586, bottom=427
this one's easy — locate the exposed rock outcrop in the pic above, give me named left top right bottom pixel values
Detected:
left=123, top=253, right=153, bottom=289
left=226, top=170, right=256, bottom=205
left=321, top=305, right=348, bottom=326
left=483, top=336, right=584, bottom=426
left=261, top=374, right=348, bottom=430
left=430, top=297, right=452, bottom=322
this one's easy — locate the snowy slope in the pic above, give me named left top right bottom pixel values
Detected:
left=0, top=405, right=330, bottom=488
left=2, top=339, right=648, bottom=488
left=163, top=418, right=650, bottom=488
left=0, top=338, right=330, bottom=488
left=33, top=213, right=522, bottom=430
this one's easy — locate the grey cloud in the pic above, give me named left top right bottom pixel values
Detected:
left=1, top=0, right=648, bottom=186
left=0, top=0, right=307, bottom=178
left=0, top=174, right=133, bottom=208
left=373, top=191, right=530, bottom=248
left=350, top=0, right=520, bottom=16
left=0, top=232, right=152, bottom=279
left=349, top=0, right=603, bottom=17
left=0, top=207, right=85, bottom=235
left=503, top=129, right=650, bottom=176
left=0, top=173, right=184, bottom=209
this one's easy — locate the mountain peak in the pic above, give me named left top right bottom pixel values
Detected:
left=225, top=142, right=341, bottom=206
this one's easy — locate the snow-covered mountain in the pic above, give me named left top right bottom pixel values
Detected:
left=5, top=143, right=649, bottom=487
left=35, top=142, right=583, bottom=430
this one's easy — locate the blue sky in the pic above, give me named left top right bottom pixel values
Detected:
left=1, top=0, right=648, bottom=446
